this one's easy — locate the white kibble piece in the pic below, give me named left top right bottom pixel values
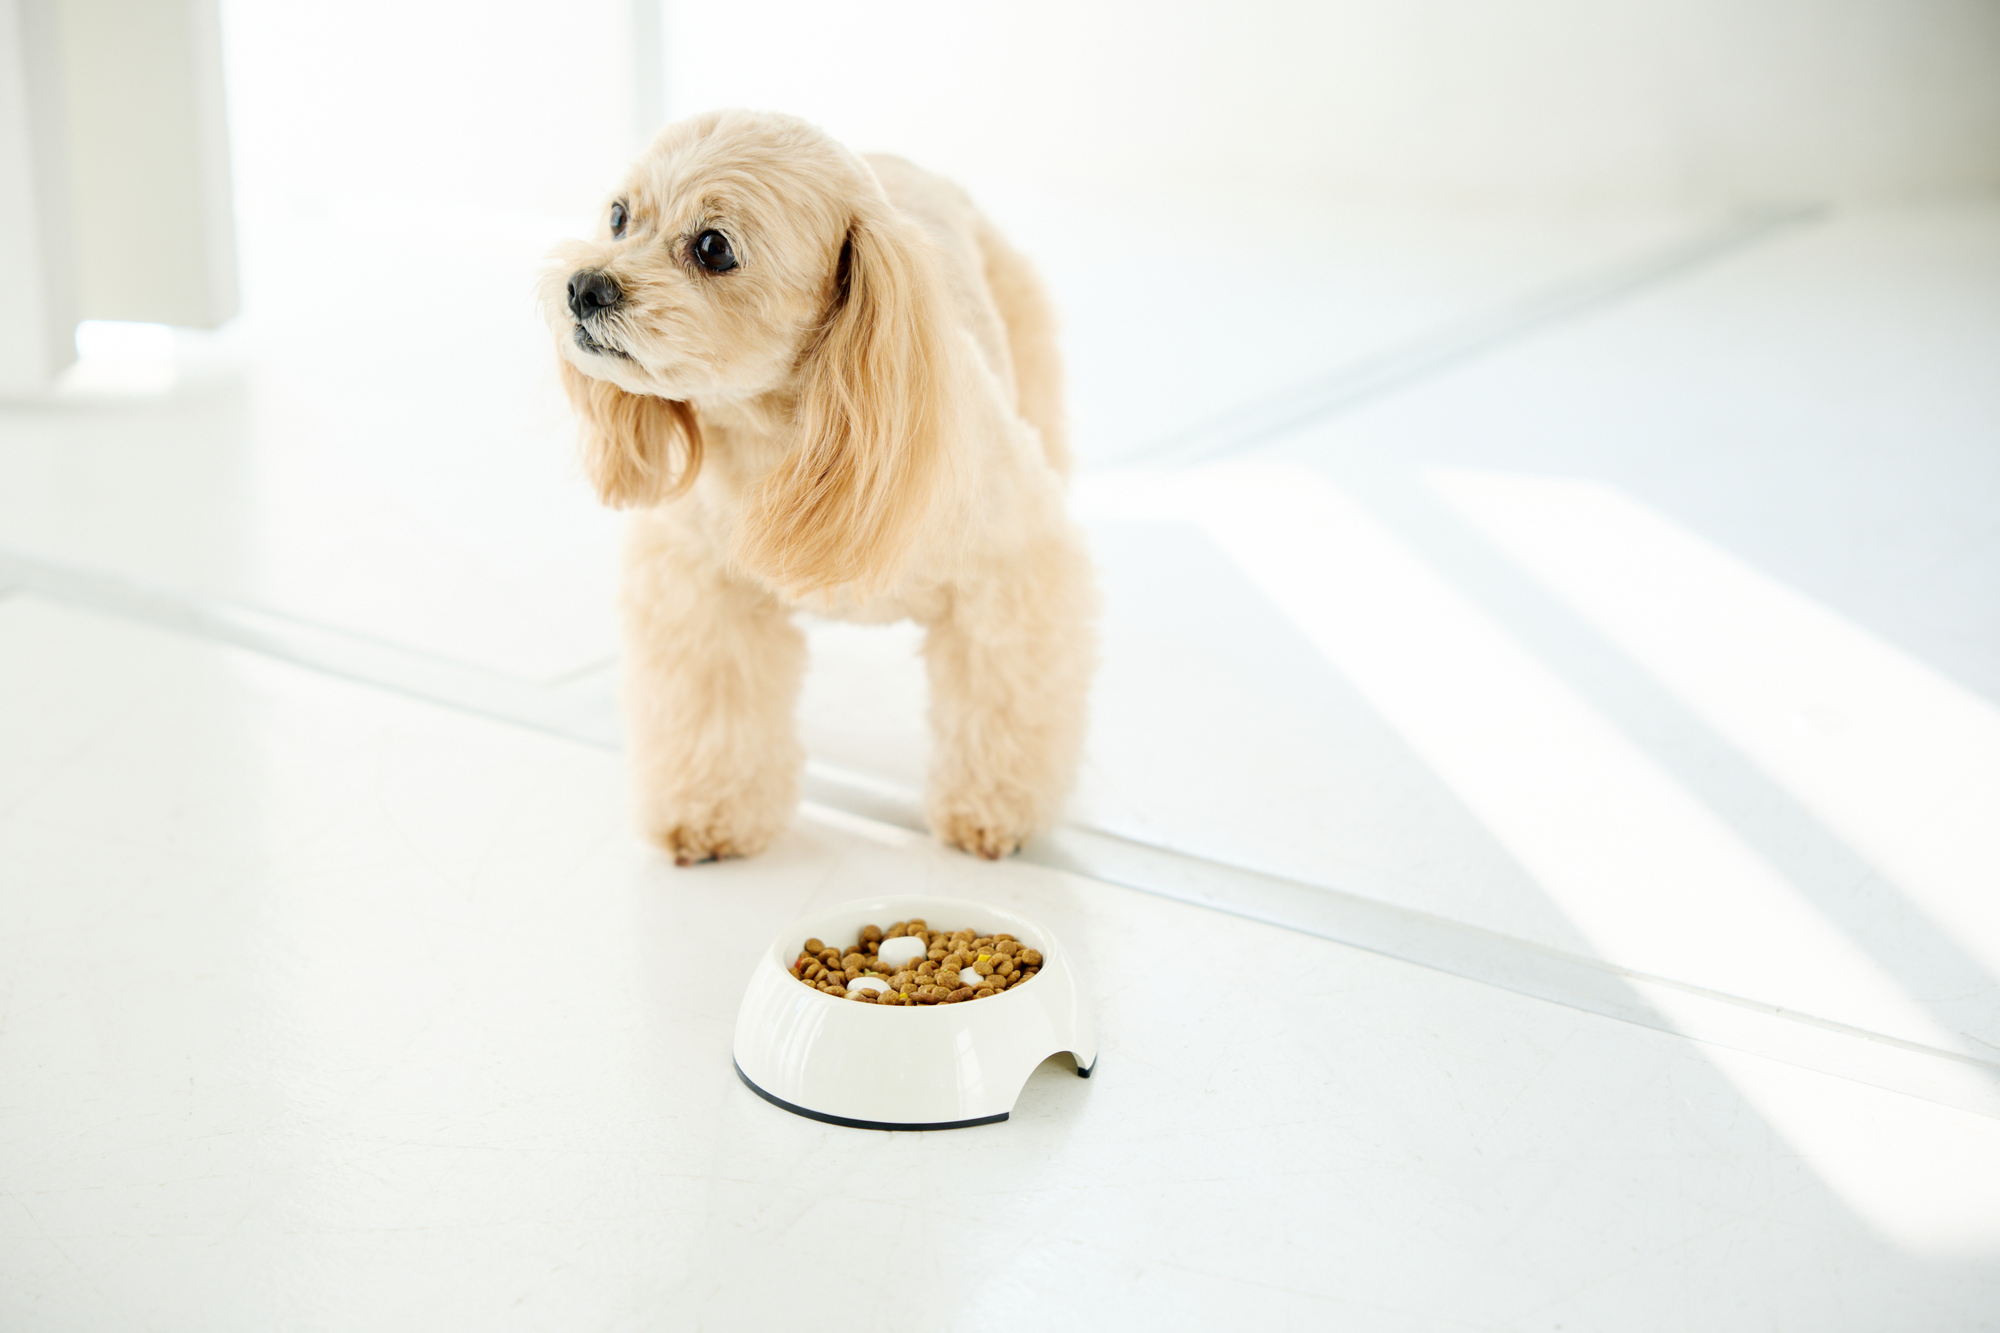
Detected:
left=959, top=966, right=983, bottom=988
left=876, top=936, right=927, bottom=969
left=849, top=976, right=890, bottom=995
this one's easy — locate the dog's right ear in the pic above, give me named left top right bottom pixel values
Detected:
left=732, top=208, right=959, bottom=597
left=558, top=359, right=702, bottom=508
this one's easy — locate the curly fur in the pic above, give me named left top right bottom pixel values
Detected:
left=542, top=110, right=1096, bottom=863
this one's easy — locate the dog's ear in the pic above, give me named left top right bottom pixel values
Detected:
left=733, top=210, right=957, bottom=596
left=558, top=359, right=703, bottom=508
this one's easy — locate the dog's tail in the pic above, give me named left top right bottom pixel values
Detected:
left=974, top=218, right=1070, bottom=478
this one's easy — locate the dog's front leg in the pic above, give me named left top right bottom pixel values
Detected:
left=619, top=515, right=806, bottom=864
left=923, top=529, right=1096, bottom=859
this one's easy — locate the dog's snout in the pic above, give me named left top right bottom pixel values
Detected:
left=566, top=269, right=622, bottom=321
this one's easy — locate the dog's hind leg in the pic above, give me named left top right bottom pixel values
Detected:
left=922, top=523, right=1097, bottom=859
left=618, top=511, right=807, bottom=864
left=974, top=216, right=1069, bottom=478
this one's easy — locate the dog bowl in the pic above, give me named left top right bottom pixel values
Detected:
left=732, top=895, right=1096, bottom=1129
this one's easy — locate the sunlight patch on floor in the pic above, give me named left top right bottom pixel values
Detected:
left=1430, top=467, right=2000, bottom=986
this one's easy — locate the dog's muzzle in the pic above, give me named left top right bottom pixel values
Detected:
left=566, top=268, right=631, bottom=358
left=572, top=324, right=630, bottom=358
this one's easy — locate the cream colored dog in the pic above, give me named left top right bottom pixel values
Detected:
left=542, top=110, right=1095, bottom=864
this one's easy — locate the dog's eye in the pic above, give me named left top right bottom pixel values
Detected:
left=609, top=202, right=628, bottom=238
left=694, top=230, right=738, bottom=272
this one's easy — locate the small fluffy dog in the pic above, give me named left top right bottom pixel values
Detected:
left=541, top=110, right=1095, bottom=864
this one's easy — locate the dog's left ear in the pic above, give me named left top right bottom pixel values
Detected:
left=733, top=206, right=958, bottom=596
left=559, top=359, right=703, bottom=508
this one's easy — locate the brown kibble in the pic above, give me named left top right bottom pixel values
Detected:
left=796, top=921, right=1040, bottom=1003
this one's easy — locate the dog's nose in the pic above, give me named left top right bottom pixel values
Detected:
left=566, top=269, right=622, bottom=321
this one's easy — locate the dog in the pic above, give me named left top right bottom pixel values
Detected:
left=541, top=110, right=1096, bottom=864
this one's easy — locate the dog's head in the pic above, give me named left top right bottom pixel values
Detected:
left=542, top=110, right=959, bottom=596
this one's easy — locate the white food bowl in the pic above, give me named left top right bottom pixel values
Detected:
left=732, top=895, right=1097, bottom=1130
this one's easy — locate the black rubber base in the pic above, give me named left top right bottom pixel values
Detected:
left=734, top=1055, right=1097, bottom=1130
left=734, top=1061, right=1009, bottom=1131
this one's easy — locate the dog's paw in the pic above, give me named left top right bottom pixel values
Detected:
left=931, top=807, right=1032, bottom=861
left=643, top=804, right=787, bottom=867
left=651, top=823, right=745, bottom=866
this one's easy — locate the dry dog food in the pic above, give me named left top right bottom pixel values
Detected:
left=790, top=918, right=1044, bottom=1004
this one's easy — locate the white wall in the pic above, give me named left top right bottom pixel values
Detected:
left=660, top=0, right=2000, bottom=209
left=3, top=0, right=239, bottom=390
left=59, top=0, right=238, bottom=326
left=218, top=0, right=644, bottom=223
left=0, top=0, right=78, bottom=392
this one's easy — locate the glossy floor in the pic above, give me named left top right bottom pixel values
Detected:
left=5, top=598, right=2000, bottom=1332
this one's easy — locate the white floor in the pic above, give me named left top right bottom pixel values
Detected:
left=7, top=598, right=2000, bottom=1333
left=4, top=45, right=2000, bottom=1324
